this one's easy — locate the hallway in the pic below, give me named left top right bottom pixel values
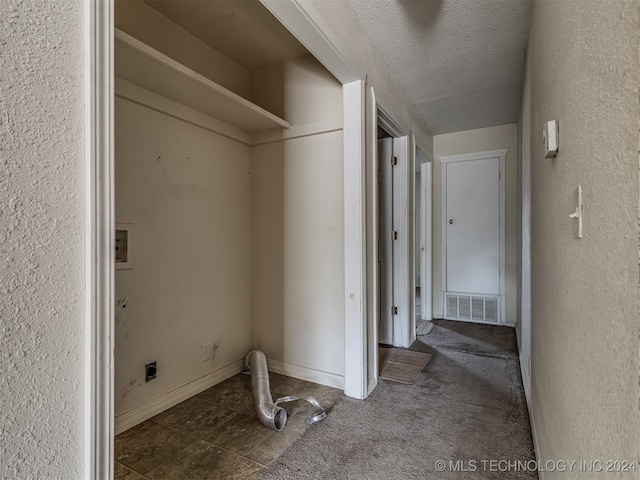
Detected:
left=261, top=319, right=536, bottom=479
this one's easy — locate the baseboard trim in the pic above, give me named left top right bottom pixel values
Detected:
left=529, top=399, right=544, bottom=480
left=519, top=352, right=532, bottom=413
left=518, top=350, right=542, bottom=478
left=114, top=360, right=244, bottom=435
left=266, top=360, right=344, bottom=390
left=367, top=377, right=378, bottom=397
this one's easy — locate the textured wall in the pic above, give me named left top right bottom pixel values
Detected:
left=0, top=1, right=86, bottom=478
left=432, top=124, right=518, bottom=324
left=526, top=0, right=639, bottom=475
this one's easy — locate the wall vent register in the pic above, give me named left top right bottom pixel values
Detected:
left=445, top=293, right=499, bottom=323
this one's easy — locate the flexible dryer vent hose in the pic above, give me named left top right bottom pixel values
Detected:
left=244, top=350, right=327, bottom=432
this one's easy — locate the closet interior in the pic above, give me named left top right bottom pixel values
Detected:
left=114, top=0, right=346, bottom=434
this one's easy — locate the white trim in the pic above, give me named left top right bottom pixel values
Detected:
left=366, top=86, right=379, bottom=397
left=392, top=136, right=412, bottom=348
left=259, top=0, right=362, bottom=83
left=378, top=106, right=408, bottom=137
left=262, top=0, right=369, bottom=400
left=376, top=105, right=413, bottom=349
left=523, top=361, right=542, bottom=479
left=114, top=361, right=244, bottom=435
left=519, top=349, right=532, bottom=409
left=85, top=0, right=114, bottom=478
left=440, top=149, right=508, bottom=164
left=407, top=135, right=417, bottom=347
left=343, top=80, right=367, bottom=399
left=420, top=160, right=433, bottom=321
left=440, top=149, right=508, bottom=324
left=267, top=360, right=345, bottom=390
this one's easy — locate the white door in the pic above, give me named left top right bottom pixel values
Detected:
left=378, top=136, right=411, bottom=346
left=446, top=157, right=500, bottom=294
left=443, top=150, right=505, bottom=324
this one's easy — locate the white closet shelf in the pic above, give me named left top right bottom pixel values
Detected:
left=114, top=29, right=290, bottom=133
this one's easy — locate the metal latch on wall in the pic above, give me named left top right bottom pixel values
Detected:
left=392, top=306, right=398, bottom=315
left=391, top=156, right=397, bottom=166
left=392, top=230, right=398, bottom=240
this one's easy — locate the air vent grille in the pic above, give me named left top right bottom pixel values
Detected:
left=445, top=292, right=500, bottom=323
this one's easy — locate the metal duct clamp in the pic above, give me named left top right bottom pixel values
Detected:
left=275, top=395, right=327, bottom=425
left=244, top=350, right=327, bottom=431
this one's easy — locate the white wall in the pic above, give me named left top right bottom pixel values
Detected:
left=251, top=56, right=346, bottom=382
left=114, top=98, right=252, bottom=417
left=432, top=124, right=518, bottom=323
left=0, top=1, right=86, bottom=477
left=525, top=1, right=639, bottom=475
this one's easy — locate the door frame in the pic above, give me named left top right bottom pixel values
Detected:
left=261, top=0, right=368, bottom=400
left=416, top=148, right=433, bottom=321
left=375, top=131, right=415, bottom=348
left=377, top=110, right=414, bottom=348
left=440, top=149, right=507, bottom=324
left=86, top=0, right=114, bottom=478
left=377, top=136, right=394, bottom=346
left=391, top=135, right=414, bottom=348
left=87, top=1, right=405, bottom=475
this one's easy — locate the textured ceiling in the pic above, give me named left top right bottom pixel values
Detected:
left=145, top=0, right=532, bottom=135
left=145, top=0, right=308, bottom=71
left=344, top=0, right=533, bottom=134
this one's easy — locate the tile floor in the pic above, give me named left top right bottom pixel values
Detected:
left=114, top=372, right=343, bottom=480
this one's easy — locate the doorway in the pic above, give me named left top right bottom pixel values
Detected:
left=440, top=149, right=507, bottom=324
left=376, top=119, right=413, bottom=349
left=416, top=148, right=433, bottom=322
left=88, top=1, right=406, bottom=475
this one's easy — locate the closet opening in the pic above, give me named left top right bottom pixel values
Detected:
left=113, top=0, right=346, bottom=437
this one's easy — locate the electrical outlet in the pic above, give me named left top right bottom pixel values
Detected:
left=145, top=361, right=157, bottom=382
left=201, top=342, right=212, bottom=362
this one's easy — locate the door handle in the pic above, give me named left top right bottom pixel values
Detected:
left=449, top=219, right=454, bottom=225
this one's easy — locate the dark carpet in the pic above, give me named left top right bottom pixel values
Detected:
left=259, top=319, right=537, bottom=479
